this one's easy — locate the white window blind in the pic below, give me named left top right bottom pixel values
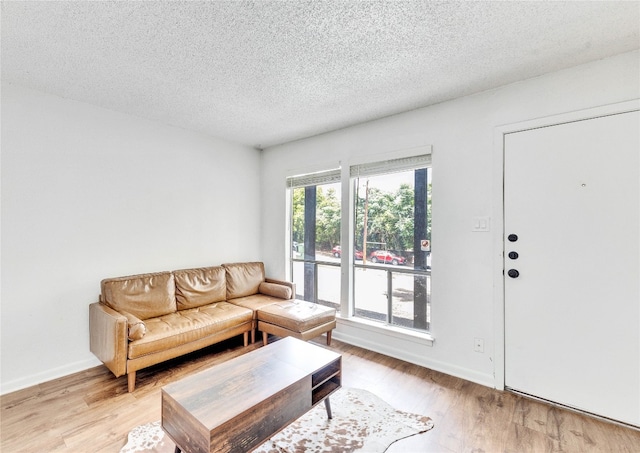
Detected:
left=350, top=154, right=431, bottom=178
left=286, top=168, right=341, bottom=188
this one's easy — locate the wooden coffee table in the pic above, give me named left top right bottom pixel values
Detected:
left=161, top=337, right=342, bottom=453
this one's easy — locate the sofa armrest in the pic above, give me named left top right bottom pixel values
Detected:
left=119, top=310, right=147, bottom=341
left=264, top=278, right=296, bottom=300
left=89, top=302, right=128, bottom=378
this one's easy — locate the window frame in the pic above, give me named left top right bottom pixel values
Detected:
left=287, top=167, right=341, bottom=305
left=286, top=146, right=434, bottom=343
left=350, top=154, right=432, bottom=332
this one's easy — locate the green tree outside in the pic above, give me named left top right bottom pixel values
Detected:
left=292, top=176, right=431, bottom=256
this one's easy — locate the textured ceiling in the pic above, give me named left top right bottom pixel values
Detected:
left=2, top=1, right=639, bottom=149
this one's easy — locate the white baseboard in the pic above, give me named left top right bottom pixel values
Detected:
left=0, top=357, right=102, bottom=395
left=333, top=321, right=495, bottom=389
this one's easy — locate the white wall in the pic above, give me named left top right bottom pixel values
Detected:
left=2, top=51, right=637, bottom=395
left=0, top=83, right=262, bottom=393
left=260, top=51, right=640, bottom=387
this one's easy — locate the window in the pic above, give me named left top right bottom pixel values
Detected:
left=288, top=169, right=341, bottom=309
left=352, top=162, right=432, bottom=332
left=287, top=151, right=432, bottom=335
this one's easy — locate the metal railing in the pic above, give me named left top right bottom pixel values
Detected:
left=291, top=258, right=431, bottom=332
left=353, top=263, right=431, bottom=331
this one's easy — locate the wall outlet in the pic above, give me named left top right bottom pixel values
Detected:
left=474, top=338, right=484, bottom=353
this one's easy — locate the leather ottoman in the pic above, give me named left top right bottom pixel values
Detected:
left=257, top=300, right=337, bottom=346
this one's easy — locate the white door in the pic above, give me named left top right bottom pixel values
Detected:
left=504, top=110, right=640, bottom=426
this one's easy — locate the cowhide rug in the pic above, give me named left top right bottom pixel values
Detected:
left=120, top=387, right=434, bottom=453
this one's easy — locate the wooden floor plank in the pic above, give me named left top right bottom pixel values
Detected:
left=2, top=337, right=639, bottom=452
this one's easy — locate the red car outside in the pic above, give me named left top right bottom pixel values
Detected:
left=369, top=250, right=406, bottom=265
left=332, top=246, right=364, bottom=260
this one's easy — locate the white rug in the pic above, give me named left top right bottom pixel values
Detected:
left=121, top=387, right=434, bottom=453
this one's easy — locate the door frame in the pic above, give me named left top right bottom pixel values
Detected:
left=491, top=99, right=640, bottom=390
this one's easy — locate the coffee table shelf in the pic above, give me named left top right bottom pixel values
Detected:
left=311, top=358, right=341, bottom=405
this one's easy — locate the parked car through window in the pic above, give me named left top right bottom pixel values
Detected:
left=369, top=250, right=406, bottom=265
left=332, top=246, right=364, bottom=260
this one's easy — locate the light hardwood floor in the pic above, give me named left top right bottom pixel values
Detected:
left=2, top=336, right=639, bottom=452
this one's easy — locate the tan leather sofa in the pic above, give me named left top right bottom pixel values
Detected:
left=89, top=262, right=294, bottom=392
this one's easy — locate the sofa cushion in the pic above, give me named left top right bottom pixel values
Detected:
left=257, top=300, right=336, bottom=333
left=101, top=271, right=176, bottom=321
left=223, top=262, right=265, bottom=299
left=174, top=266, right=226, bottom=310
left=259, top=281, right=292, bottom=300
left=127, top=302, right=253, bottom=359
left=227, top=293, right=284, bottom=318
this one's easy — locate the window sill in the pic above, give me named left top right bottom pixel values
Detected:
left=335, top=314, right=434, bottom=347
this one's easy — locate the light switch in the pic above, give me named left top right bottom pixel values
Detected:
left=472, top=216, right=490, bottom=232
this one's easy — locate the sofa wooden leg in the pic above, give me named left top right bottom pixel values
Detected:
left=127, top=371, right=136, bottom=393
left=326, top=330, right=332, bottom=346
left=262, top=331, right=268, bottom=346
left=243, top=331, right=249, bottom=347
left=251, top=329, right=256, bottom=344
